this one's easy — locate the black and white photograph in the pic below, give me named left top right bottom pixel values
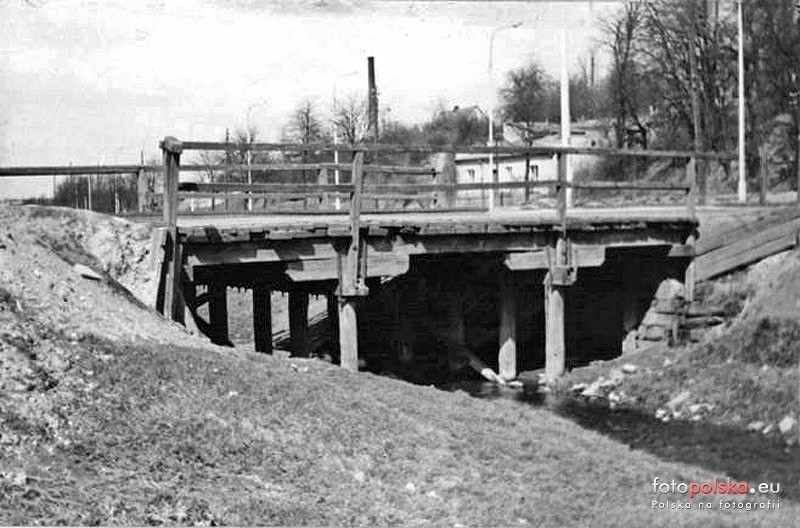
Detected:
left=0, top=0, right=798, bottom=525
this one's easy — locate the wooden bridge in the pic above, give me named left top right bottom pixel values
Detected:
left=145, top=136, right=741, bottom=382
left=15, top=137, right=792, bottom=380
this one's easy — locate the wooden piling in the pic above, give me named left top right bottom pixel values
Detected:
left=445, top=288, right=465, bottom=371
left=327, top=293, right=340, bottom=363
left=208, top=283, right=229, bottom=346
left=544, top=272, right=566, bottom=382
left=498, top=272, right=517, bottom=381
left=253, top=287, right=272, bottom=354
left=338, top=297, right=359, bottom=371
left=289, top=291, right=310, bottom=357
left=393, top=284, right=414, bottom=366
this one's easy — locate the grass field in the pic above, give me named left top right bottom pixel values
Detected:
left=1, top=205, right=797, bottom=526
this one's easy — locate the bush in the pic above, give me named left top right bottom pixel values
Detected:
left=705, top=316, right=800, bottom=368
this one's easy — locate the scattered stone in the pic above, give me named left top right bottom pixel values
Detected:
left=353, top=471, right=365, bottom=483
left=688, top=403, right=705, bottom=415
left=778, top=416, right=797, bottom=435
left=570, top=383, right=587, bottom=394
left=691, top=415, right=703, bottom=422
left=666, top=390, right=691, bottom=411
left=763, top=424, right=775, bottom=435
left=747, top=421, right=766, bottom=432
left=426, top=490, right=440, bottom=499
left=621, top=364, right=638, bottom=374
left=760, top=364, right=770, bottom=372
left=582, top=379, right=603, bottom=398
left=73, top=263, right=102, bottom=281
left=655, top=408, right=669, bottom=421
left=662, top=358, right=674, bottom=368
left=404, top=482, right=417, bottom=493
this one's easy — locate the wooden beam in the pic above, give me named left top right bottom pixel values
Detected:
left=178, top=140, right=737, bottom=161
left=253, top=287, right=272, bottom=354
left=289, top=291, right=310, bottom=357
left=504, top=245, right=605, bottom=271
left=208, top=283, right=230, bottom=346
left=338, top=297, right=359, bottom=371
left=498, top=272, right=517, bottom=381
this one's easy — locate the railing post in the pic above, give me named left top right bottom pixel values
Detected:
left=137, top=167, right=148, bottom=213
left=687, top=156, right=697, bottom=218
left=435, top=152, right=456, bottom=208
left=160, top=136, right=184, bottom=323
left=336, top=151, right=368, bottom=372
left=557, top=151, right=567, bottom=232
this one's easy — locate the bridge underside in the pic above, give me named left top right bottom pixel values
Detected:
left=159, top=208, right=697, bottom=382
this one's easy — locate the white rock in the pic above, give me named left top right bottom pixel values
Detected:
left=763, top=424, right=775, bottom=435
left=404, top=482, right=417, bottom=493
left=621, top=364, right=638, bottom=374
left=655, top=408, right=669, bottom=420
left=747, top=421, right=766, bottom=432
left=655, top=279, right=684, bottom=300
left=778, top=416, right=797, bottom=435
left=666, top=390, right=691, bottom=411
left=582, top=380, right=603, bottom=398
left=688, top=404, right=704, bottom=415
left=662, top=358, right=674, bottom=368
left=73, top=263, right=102, bottom=281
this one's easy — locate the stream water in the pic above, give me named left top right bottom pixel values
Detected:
left=438, top=378, right=799, bottom=502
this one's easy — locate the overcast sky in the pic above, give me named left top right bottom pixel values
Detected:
left=0, top=0, right=614, bottom=198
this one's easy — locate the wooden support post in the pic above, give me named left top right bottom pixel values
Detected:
left=498, top=272, right=517, bottom=381
left=208, top=283, right=229, bottom=346
left=445, top=288, right=465, bottom=372
left=338, top=297, right=359, bottom=371
left=544, top=272, right=566, bottom=382
left=327, top=293, right=340, bottom=363
left=160, top=137, right=184, bottom=323
left=544, top=237, right=568, bottom=382
left=253, top=287, right=272, bottom=354
left=289, top=291, right=310, bottom=357
left=393, top=284, right=414, bottom=367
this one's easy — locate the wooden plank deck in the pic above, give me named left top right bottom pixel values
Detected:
left=176, top=206, right=697, bottom=243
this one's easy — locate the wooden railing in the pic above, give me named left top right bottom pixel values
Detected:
left=159, top=136, right=738, bottom=231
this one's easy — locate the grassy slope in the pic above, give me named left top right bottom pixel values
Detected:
left=1, top=205, right=797, bottom=526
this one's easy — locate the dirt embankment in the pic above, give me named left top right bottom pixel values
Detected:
left=559, top=249, right=800, bottom=442
left=3, top=204, right=797, bottom=525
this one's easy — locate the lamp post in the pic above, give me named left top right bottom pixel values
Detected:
left=246, top=101, right=268, bottom=211
left=333, top=71, right=358, bottom=210
left=488, top=22, right=522, bottom=210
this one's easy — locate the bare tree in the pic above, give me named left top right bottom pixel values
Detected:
left=333, top=94, right=367, bottom=145
left=286, top=98, right=325, bottom=145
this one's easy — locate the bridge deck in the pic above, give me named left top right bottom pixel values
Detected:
left=177, top=206, right=697, bottom=243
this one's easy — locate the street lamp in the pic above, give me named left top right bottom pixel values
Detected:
left=246, top=101, right=268, bottom=211
left=333, top=70, right=358, bottom=210
left=488, top=22, right=522, bottom=210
